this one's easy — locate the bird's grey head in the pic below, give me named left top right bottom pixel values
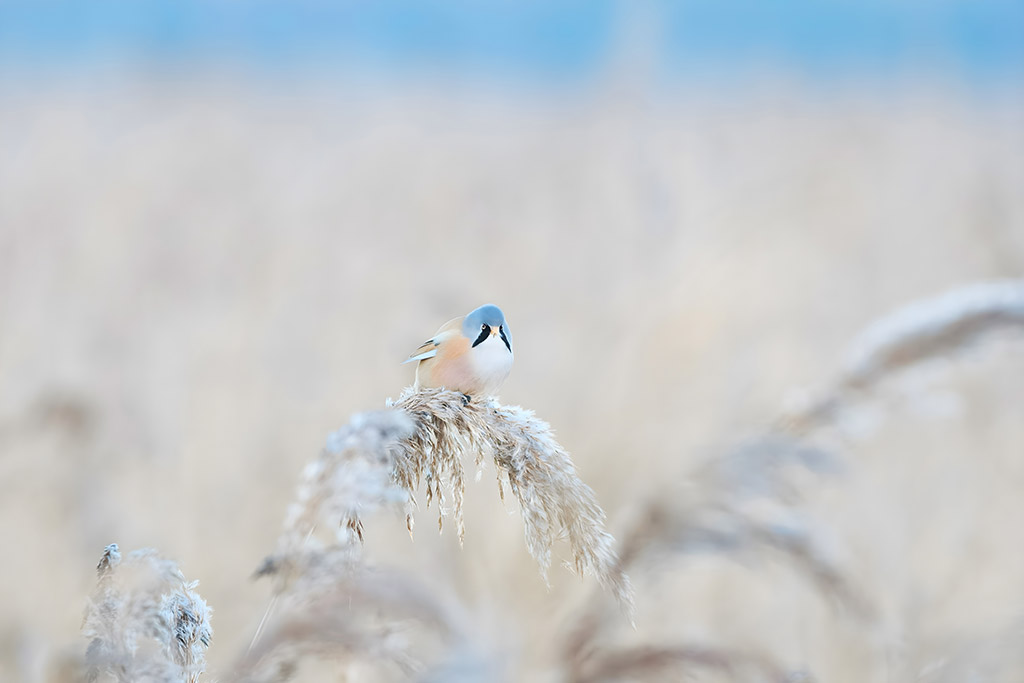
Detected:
left=463, top=304, right=512, bottom=352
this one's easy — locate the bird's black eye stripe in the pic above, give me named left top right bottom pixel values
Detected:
left=499, top=325, right=511, bottom=352
left=472, top=324, right=490, bottom=347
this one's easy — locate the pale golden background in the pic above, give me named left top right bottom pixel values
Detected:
left=1, top=4, right=1023, bottom=681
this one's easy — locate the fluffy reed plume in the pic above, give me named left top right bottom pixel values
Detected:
left=260, top=389, right=631, bottom=609
left=250, top=391, right=628, bottom=678
left=82, top=544, right=212, bottom=683
left=391, top=388, right=632, bottom=608
left=782, top=279, right=1024, bottom=435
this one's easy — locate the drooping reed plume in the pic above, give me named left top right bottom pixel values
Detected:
left=635, top=280, right=1024, bottom=614
left=390, top=388, right=632, bottom=608
left=257, top=389, right=631, bottom=608
left=781, top=279, right=1024, bottom=435
left=246, top=387, right=630, bottom=679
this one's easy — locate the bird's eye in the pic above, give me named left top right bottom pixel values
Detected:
left=481, top=324, right=486, bottom=330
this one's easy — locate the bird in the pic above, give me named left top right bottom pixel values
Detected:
left=403, top=304, right=513, bottom=396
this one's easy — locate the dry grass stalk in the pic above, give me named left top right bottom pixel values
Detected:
left=233, top=566, right=473, bottom=683
left=562, top=598, right=795, bottom=682
left=567, top=637, right=794, bottom=683
left=782, top=279, right=1024, bottom=435
left=559, top=398, right=871, bottom=679
left=558, top=440, right=862, bottom=682
left=621, top=434, right=869, bottom=618
left=82, top=544, right=212, bottom=683
left=391, top=388, right=633, bottom=611
left=907, top=615, right=1024, bottom=683
left=615, top=497, right=871, bottom=621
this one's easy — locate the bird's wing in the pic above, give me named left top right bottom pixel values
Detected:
left=402, top=317, right=464, bottom=364
left=403, top=342, right=439, bottom=363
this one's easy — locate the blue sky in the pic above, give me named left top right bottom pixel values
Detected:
left=0, top=1, right=1021, bottom=83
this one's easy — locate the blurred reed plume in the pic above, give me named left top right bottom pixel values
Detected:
left=627, top=280, right=1024, bottom=639
left=559, top=432, right=860, bottom=682
left=558, top=280, right=1024, bottom=682
left=232, top=565, right=480, bottom=683
left=782, top=279, right=1024, bottom=435
left=82, top=544, right=212, bottom=683
left=255, top=410, right=416, bottom=592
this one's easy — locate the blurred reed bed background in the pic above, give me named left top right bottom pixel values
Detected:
left=1, top=2, right=1023, bottom=681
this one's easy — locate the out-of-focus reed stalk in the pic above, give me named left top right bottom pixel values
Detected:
left=254, top=410, right=416, bottom=593
left=560, top=280, right=1024, bottom=683
left=232, top=565, right=480, bottom=683
left=560, top=433, right=857, bottom=683
left=564, top=637, right=793, bottom=683
left=781, top=279, right=1024, bottom=435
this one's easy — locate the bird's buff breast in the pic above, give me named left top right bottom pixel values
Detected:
left=416, top=335, right=512, bottom=396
